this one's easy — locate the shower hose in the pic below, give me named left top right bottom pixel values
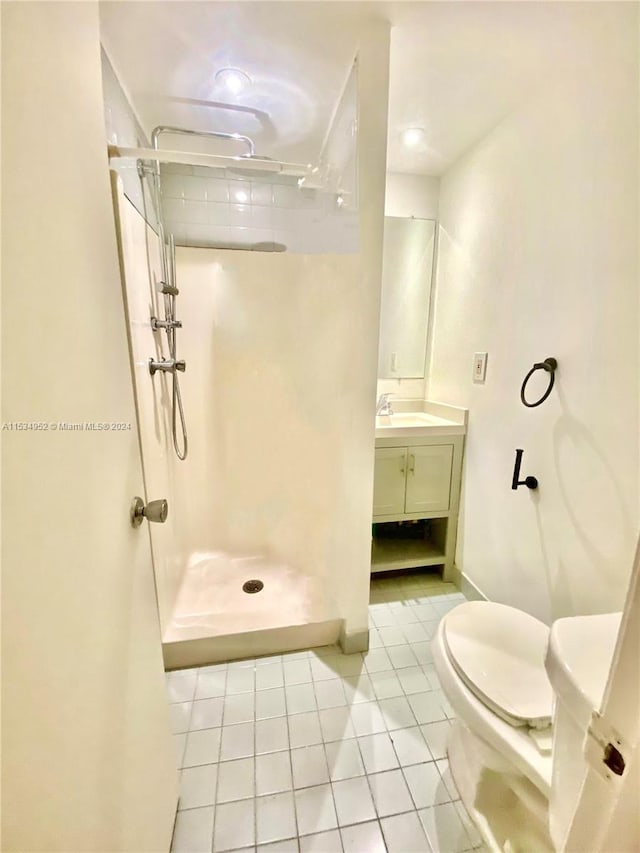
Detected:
left=168, top=309, right=188, bottom=460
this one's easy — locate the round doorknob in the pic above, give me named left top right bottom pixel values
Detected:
left=130, top=496, right=169, bottom=527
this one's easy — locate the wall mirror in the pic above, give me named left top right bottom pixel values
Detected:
left=377, top=216, right=436, bottom=379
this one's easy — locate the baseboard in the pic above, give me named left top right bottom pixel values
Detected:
left=339, top=624, right=370, bottom=654
left=460, top=572, right=488, bottom=602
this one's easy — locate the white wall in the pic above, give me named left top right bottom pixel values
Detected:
left=2, top=3, right=177, bottom=849
left=385, top=172, right=440, bottom=219
left=378, top=172, right=440, bottom=399
left=348, top=22, right=391, bottom=638
left=428, top=3, right=639, bottom=622
left=102, top=48, right=147, bottom=148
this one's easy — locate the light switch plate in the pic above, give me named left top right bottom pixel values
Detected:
left=473, top=352, right=488, bottom=383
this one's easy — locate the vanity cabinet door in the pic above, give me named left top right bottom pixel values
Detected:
left=405, top=444, right=453, bottom=514
left=373, top=448, right=407, bottom=516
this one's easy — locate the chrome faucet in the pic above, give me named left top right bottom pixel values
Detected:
left=149, top=357, right=186, bottom=376
left=376, top=393, right=394, bottom=416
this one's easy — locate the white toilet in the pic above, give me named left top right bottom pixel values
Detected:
left=432, top=600, right=621, bottom=852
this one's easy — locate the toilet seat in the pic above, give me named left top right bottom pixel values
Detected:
left=433, top=616, right=553, bottom=796
left=443, top=601, right=553, bottom=729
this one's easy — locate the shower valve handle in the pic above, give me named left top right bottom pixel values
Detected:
left=149, top=358, right=186, bottom=375
left=158, top=281, right=179, bottom=296
left=151, top=316, right=182, bottom=331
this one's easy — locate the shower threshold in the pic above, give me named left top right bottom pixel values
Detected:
left=163, top=619, right=341, bottom=670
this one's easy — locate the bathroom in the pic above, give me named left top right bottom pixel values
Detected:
left=2, top=2, right=639, bottom=852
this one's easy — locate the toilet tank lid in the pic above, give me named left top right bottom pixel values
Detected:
left=443, top=601, right=554, bottom=728
left=545, top=613, right=621, bottom=728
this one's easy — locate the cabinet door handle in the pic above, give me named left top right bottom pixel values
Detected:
left=400, top=462, right=405, bottom=475
left=409, top=454, right=415, bottom=474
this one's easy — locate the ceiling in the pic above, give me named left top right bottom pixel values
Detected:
left=100, top=2, right=367, bottom=167
left=100, top=1, right=614, bottom=177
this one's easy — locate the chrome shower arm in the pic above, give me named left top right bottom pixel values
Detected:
left=151, top=125, right=255, bottom=158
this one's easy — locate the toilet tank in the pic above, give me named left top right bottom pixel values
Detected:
left=544, top=613, right=621, bottom=850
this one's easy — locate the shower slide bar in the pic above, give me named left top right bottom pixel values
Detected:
left=107, top=144, right=312, bottom=179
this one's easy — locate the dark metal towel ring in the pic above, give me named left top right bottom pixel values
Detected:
left=520, top=357, right=558, bottom=408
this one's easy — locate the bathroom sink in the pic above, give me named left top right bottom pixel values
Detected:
left=375, top=411, right=465, bottom=437
left=376, top=414, right=434, bottom=428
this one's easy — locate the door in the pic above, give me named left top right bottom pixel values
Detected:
left=2, top=4, right=178, bottom=851
left=373, top=448, right=408, bottom=516
left=562, top=535, right=640, bottom=852
left=405, top=444, right=453, bottom=514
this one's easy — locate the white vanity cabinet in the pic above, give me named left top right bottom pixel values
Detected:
left=372, top=448, right=409, bottom=516
left=372, top=433, right=464, bottom=582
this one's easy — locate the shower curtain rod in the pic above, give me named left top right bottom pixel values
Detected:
left=107, top=144, right=312, bottom=178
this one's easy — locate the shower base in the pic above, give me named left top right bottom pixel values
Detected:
left=162, top=551, right=340, bottom=669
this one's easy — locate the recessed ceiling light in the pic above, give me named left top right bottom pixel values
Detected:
left=400, top=127, right=426, bottom=149
left=215, top=67, right=251, bottom=95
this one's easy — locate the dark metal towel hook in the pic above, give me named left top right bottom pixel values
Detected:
left=512, top=449, right=538, bottom=490
left=520, top=357, right=558, bottom=408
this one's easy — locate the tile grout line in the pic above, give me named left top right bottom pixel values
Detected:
left=249, top=660, right=257, bottom=851
left=211, top=667, right=225, bottom=853
left=281, top=663, right=303, bottom=850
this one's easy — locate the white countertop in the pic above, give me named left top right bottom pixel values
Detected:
left=374, top=399, right=467, bottom=439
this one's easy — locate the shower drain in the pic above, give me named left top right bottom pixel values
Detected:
left=242, top=579, right=264, bottom=594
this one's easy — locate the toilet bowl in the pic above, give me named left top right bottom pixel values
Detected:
left=432, top=600, right=621, bottom=852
